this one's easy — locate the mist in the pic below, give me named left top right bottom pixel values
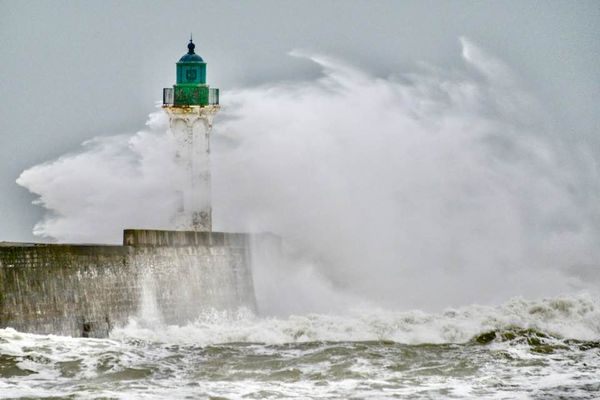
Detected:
left=17, top=38, right=600, bottom=312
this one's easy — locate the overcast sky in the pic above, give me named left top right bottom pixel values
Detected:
left=1, top=0, right=599, bottom=242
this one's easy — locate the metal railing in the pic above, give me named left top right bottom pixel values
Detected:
left=163, top=88, right=174, bottom=105
left=208, top=88, right=219, bottom=105
left=163, top=87, right=219, bottom=106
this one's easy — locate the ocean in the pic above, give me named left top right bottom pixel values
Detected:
left=7, top=37, right=600, bottom=400
left=1, top=295, right=598, bottom=399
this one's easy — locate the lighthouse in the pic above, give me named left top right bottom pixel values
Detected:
left=163, top=38, right=220, bottom=231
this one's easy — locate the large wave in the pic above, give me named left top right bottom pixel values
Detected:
left=106, top=294, right=600, bottom=346
left=16, top=38, right=600, bottom=311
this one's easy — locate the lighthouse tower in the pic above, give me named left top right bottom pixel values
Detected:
left=163, top=38, right=220, bottom=231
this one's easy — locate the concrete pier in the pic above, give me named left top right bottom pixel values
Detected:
left=0, top=230, right=258, bottom=338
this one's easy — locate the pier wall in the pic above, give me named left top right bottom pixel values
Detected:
left=0, top=230, right=257, bottom=337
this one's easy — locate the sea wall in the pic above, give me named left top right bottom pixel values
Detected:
left=0, top=230, right=257, bottom=338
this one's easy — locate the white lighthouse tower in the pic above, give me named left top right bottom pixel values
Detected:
left=162, top=38, right=220, bottom=231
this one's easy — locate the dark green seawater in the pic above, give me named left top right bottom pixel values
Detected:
left=1, top=296, right=599, bottom=399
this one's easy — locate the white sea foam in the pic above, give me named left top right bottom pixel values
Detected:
left=1, top=294, right=598, bottom=399
left=109, top=294, right=600, bottom=345
left=2, top=294, right=598, bottom=399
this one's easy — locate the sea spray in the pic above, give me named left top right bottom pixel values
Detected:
left=137, top=275, right=164, bottom=328
left=110, top=294, right=600, bottom=346
left=16, top=38, right=600, bottom=312
left=17, top=124, right=181, bottom=243
left=7, top=36, right=600, bottom=400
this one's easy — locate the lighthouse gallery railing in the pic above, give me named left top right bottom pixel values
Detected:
left=163, top=88, right=219, bottom=106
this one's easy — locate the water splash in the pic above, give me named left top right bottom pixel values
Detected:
left=137, top=275, right=164, bottom=328
left=111, top=293, right=600, bottom=345
left=17, top=113, right=180, bottom=243
left=3, top=294, right=599, bottom=400
left=17, top=38, right=600, bottom=312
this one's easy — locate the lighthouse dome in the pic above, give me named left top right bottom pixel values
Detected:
left=179, top=39, right=204, bottom=63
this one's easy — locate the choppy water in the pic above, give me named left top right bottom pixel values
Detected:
left=1, top=295, right=599, bottom=399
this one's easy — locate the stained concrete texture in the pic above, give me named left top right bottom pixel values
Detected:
left=0, top=230, right=261, bottom=337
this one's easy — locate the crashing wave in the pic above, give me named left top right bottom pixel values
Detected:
left=104, top=294, right=600, bottom=346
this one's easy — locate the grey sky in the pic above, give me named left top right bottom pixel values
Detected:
left=1, top=0, right=599, bottom=241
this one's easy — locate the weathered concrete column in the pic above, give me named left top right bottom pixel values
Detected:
left=165, top=106, right=219, bottom=231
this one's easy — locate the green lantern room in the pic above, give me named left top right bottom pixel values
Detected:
left=163, top=38, right=219, bottom=107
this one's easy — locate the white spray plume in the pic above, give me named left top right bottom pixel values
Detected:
left=17, top=39, right=600, bottom=312
left=17, top=112, right=180, bottom=243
